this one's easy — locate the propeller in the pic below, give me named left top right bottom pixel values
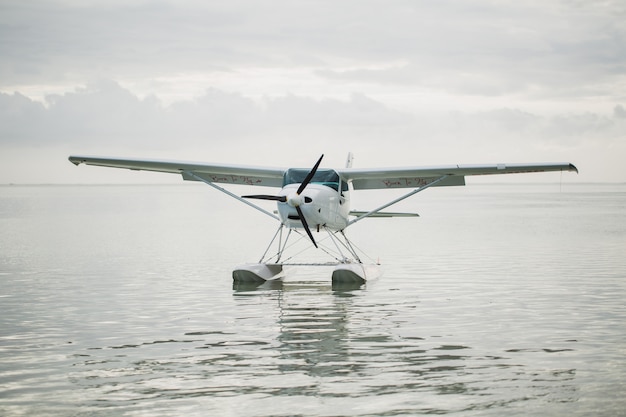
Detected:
left=242, top=194, right=287, bottom=202
left=243, top=154, right=324, bottom=248
left=297, top=154, right=323, bottom=195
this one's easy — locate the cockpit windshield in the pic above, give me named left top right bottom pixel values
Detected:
left=283, top=168, right=347, bottom=192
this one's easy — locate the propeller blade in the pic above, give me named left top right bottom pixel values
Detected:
left=242, top=195, right=287, bottom=202
left=295, top=205, right=317, bottom=248
left=296, top=154, right=324, bottom=195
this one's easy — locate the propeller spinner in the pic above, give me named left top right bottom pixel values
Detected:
left=243, top=154, right=324, bottom=248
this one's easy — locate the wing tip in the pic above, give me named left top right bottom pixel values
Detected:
left=568, top=163, right=579, bottom=174
left=68, top=156, right=82, bottom=166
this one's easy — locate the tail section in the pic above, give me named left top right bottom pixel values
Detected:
left=345, top=152, right=354, bottom=168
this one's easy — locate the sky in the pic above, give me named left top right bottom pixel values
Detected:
left=0, top=0, right=624, bottom=183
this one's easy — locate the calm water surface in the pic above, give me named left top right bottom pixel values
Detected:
left=1, top=183, right=624, bottom=416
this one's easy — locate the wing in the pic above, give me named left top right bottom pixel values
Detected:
left=337, top=163, right=578, bottom=190
left=69, top=156, right=286, bottom=187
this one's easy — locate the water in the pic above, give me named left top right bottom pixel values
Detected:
left=1, top=183, right=624, bottom=416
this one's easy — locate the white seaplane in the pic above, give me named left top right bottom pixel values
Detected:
left=69, top=154, right=577, bottom=285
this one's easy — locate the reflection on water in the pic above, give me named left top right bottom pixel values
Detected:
left=62, top=280, right=579, bottom=416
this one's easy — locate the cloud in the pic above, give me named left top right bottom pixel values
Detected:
left=0, top=91, right=47, bottom=142
left=1, top=80, right=623, bottom=182
left=0, top=1, right=624, bottom=182
left=1, top=81, right=163, bottom=147
left=1, top=1, right=624, bottom=103
left=0, top=81, right=413, bottom=150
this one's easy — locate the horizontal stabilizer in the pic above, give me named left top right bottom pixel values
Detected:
left=349, top=210, right=419, bottom=218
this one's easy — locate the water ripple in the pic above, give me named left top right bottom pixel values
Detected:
left=2, top=185, right=624, bottom=416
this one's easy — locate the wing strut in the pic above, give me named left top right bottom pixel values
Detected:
left=347, top=175, right=450, bottom=227
left=183, top=170, right=280, bottom=221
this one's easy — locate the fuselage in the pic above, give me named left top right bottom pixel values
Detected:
left=276, top=168, right=350, bottom=231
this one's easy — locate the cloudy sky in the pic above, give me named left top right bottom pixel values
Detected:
left=1, top=0, right=624, bottom=183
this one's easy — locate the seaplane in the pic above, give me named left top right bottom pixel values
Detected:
left=68, top=154, right=578, bottom=285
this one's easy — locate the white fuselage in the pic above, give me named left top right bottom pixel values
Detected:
left=276, top=183, right=350, bottom=231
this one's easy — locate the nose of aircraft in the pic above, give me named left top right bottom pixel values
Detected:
left=287, top=192, right=303, bottom=207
